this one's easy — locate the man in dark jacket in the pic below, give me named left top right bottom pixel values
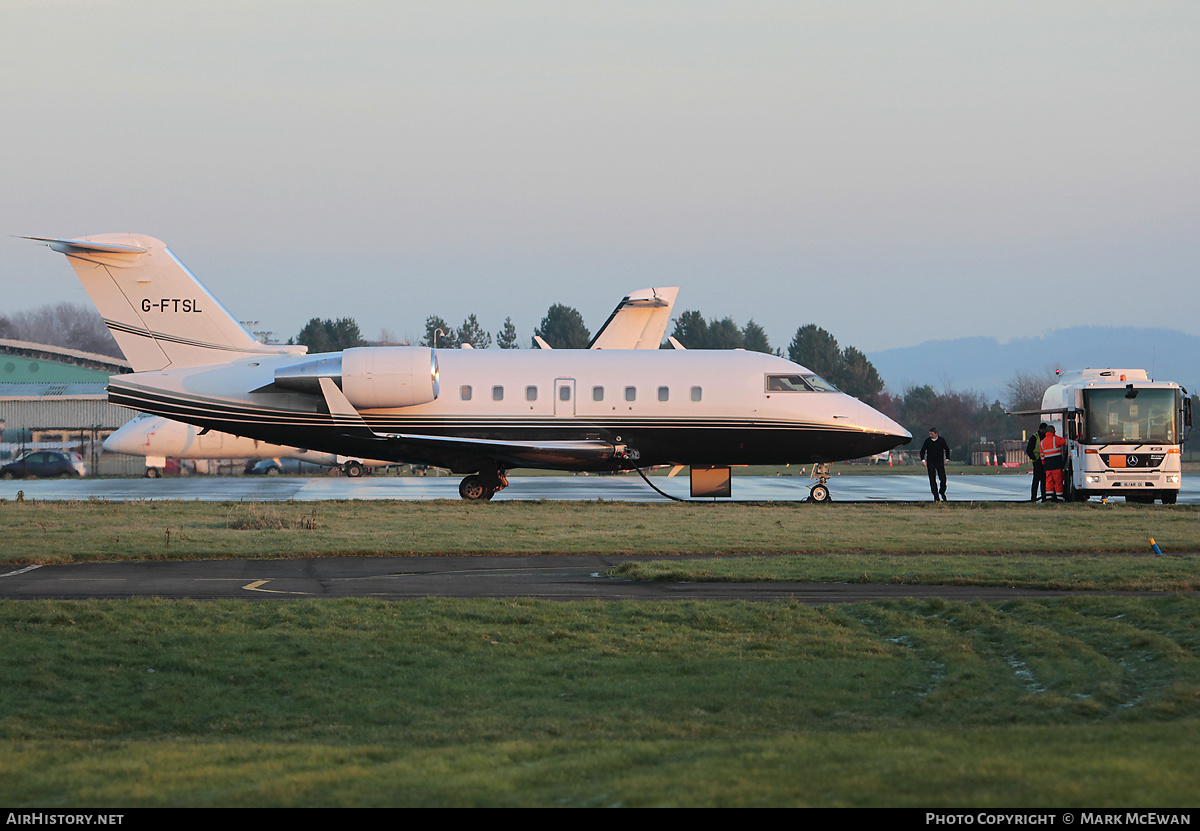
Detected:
left=920, top=427, right=951, bottom=501
left=1025, top=423, right=1047, bottom=502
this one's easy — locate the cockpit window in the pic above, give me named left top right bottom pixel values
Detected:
left=802, top=374, right=839, bottom=392
left=766, top=374, right=809, bottom=392
left=765, top=374, right=839, bottom=392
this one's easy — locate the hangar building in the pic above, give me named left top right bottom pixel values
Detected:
left=0, top=339, right=141, bottom=476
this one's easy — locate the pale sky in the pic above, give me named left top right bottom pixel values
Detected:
left=2, top=1, right=1196, bottom=354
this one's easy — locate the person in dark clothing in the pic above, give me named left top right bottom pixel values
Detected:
left=1026, top=422, right=1047, bottom=502
left=920, top=427, right=951, bottom=501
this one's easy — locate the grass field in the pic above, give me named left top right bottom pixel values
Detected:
left=2, top=595, right=1199, bottom=807
left=2, top=500, right=1198, bottom=565
left=3, top=498, right=1199, bottom=806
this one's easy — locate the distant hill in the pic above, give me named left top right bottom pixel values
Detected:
left=867, top=327, right=1200, bottom=403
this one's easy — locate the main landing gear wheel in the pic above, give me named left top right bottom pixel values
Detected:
left=459, top=474, right=495, bottom=501
left=808, top=484, right=831, bottom=503
left=343, top=460, right=364, bottom=478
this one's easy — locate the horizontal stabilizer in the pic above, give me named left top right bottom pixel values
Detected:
left=21, top=236, right=148, bottom=256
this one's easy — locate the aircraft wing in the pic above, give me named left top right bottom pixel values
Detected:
left=365, top=431, right=632, bottom=468
left=316, top=378, right=635, bottom=470
left=589, top=287, right=679, bottom=350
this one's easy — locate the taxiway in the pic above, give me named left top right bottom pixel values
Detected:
left=0, top=554, right=1182, bottom=604
left=2, top=473, right=1196, bottom=503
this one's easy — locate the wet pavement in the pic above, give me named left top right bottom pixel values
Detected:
left=0, top=472, right=1195, bottom=503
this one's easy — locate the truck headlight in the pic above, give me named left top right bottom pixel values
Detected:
left=1085, top=475, right=1101, bottom=484
left=1167, top=474, right=1180, bottom=484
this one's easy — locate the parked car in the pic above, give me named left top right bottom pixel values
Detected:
left=0, top=450, right=87, bottom=479
left=244, top=458, right=332, bottom=476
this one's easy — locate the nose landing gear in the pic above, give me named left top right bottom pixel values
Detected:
left=807, top=463, right=833, bottom=503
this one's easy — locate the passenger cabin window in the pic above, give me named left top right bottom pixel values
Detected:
left=460, top=385, right=472, bottom=401
left=691, top=386, right=702, bottom=402
left=592, top=386, right=604, bottom=402
left=624, top=386, right=636, bottom=402
left=657, top=386, right=669, bottom=402
left=525, top=386, right=538, bottom=402
left=492, top=386, right=504, bottom=401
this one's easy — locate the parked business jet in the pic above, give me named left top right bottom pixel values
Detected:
left=31, top=234, right=909, bottom=500
left=102, top=285, right=680, bottom=477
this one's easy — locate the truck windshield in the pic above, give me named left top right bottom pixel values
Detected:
left=1083, top=388, right=1178, bottom=444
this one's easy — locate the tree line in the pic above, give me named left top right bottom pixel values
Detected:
left=0, top=302, right=122, bottom=358
left=670, top=314, right=885, bottom=406
left=284, top=310, right=1070, bottom=460
left=7, top=302, right=1187, bottom=465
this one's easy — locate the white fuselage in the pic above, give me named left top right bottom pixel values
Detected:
left=107, top=347, right=910, bottom=472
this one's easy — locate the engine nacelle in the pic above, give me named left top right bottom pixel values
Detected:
left=274, top=347, right=439, bottom=409
left=341, top=347, right=439, bottom=409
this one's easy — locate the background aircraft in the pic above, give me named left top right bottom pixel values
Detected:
left=102, top=413, right=390, bottom=477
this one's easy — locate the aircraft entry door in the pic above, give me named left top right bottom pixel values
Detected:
left=554, top=378, right=576, bottom=417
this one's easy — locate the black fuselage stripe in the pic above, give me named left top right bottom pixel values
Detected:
left=109, top=384, right=866, bottom=433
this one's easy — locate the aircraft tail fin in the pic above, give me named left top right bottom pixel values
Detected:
left=589, top=287, right=679, bottom=350
left=27, top=234, right=306, bottom=371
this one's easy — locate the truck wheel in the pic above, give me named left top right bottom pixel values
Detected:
left=1064, top=465, right=1087, bottom=502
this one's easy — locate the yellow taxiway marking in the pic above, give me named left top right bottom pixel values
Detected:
left=242, top=580, right=311, bottom=595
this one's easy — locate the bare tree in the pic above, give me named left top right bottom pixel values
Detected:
left=1005, top=369, right=1059, bottom=414
left=4, top=302, right=121, bottom=357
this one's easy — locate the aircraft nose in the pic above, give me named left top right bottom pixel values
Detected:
left=874, top=411, right=911, bottom=442
left=103, top=426, right=135, bottom=454
left=842, top=397, right=911, bottom=451
left=103, top=421, right=151, bottom=455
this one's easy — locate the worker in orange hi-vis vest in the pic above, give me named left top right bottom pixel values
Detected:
left=1041, top=424, right=1068, bottom=502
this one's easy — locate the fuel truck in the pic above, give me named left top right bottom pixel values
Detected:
left=1015, top=368, right=1192, bottom=503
